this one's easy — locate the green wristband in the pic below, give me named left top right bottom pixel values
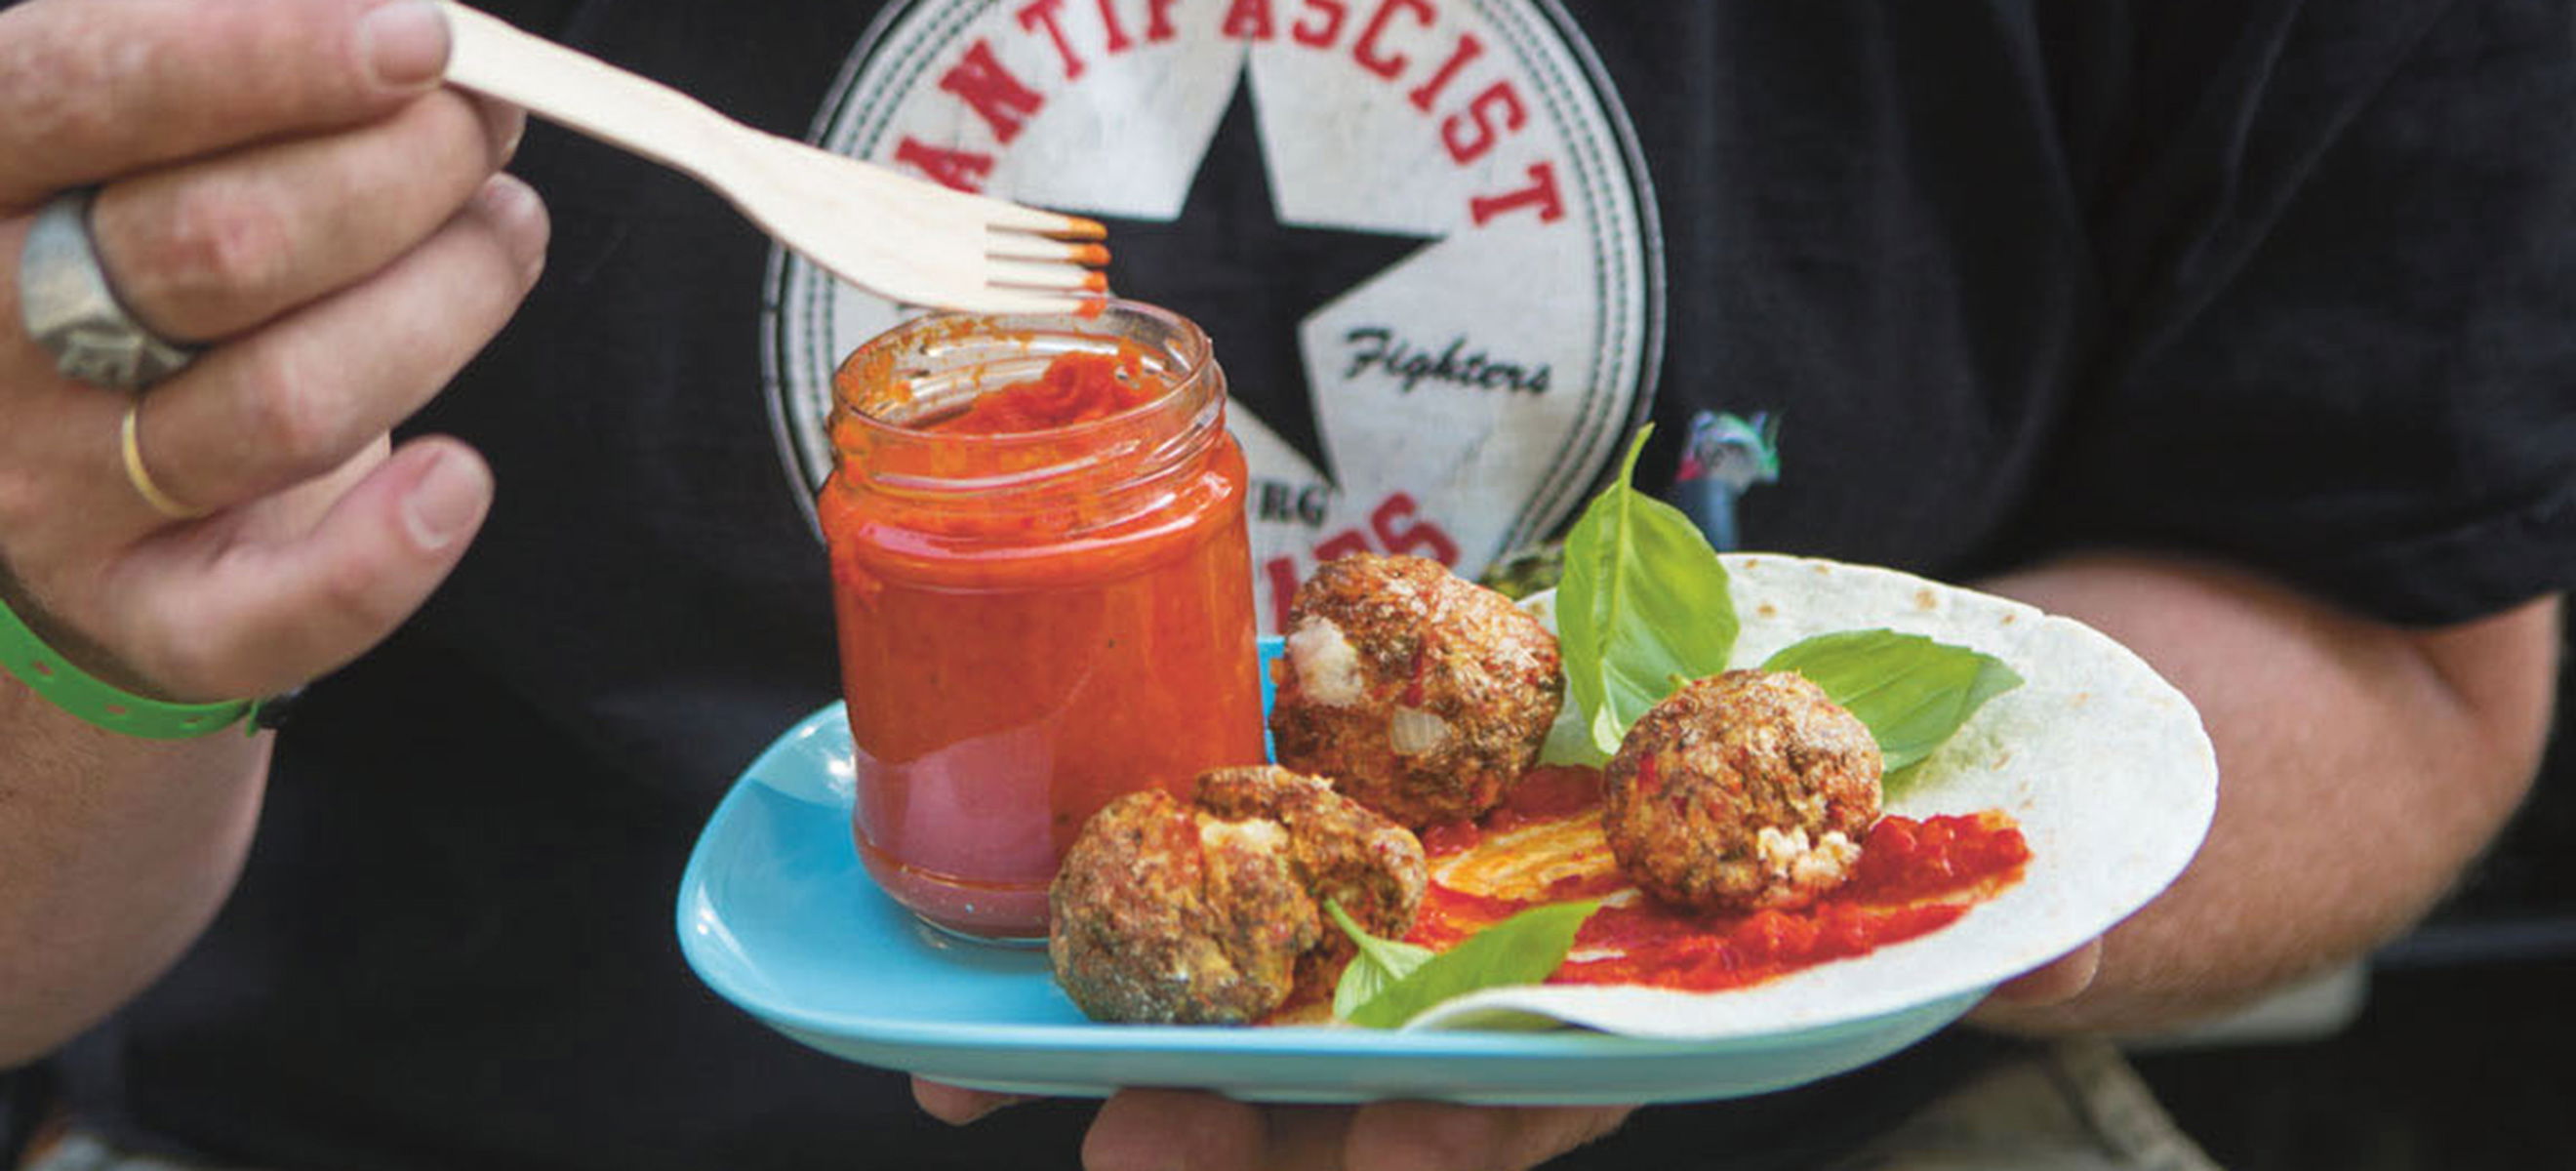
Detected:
left=0, top=589, right=259, bottom=739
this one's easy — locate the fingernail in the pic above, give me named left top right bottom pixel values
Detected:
left=488, top=102, right=528, bottom=164
left=358, top=1, right=450, bottom=91
left=952, top=1094, right=1029, bottom=1125
left=402, top=448, right=490, bottom=552
left=477, top=174, right=550, bottom=274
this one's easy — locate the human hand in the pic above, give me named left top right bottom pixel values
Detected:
left=905, top=939, right=2098, bottom=1170
left=906, top=936, right=2098, bottom=1170
left=0, top=0, right=543, bottom=704
left=916, top=1080, right=1632, bottom=1171
left=1968, top=938, right=2103, bottom=1029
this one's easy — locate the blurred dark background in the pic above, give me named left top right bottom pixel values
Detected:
left=2134, top=621, right=2576, bottom=1169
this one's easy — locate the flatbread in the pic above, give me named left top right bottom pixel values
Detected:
left=1401, top=553, right=2216, bottom=1037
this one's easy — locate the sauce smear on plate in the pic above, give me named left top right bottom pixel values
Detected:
left=1413, top=767, right=2029, bottom=992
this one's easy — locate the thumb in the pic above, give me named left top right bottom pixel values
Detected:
left=1987, top=939, right=2104, bottom=1008
left=116, top=436, right=491, bottom=700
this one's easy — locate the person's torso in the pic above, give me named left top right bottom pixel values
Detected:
left=65, top=3, right=2151, bottom=1167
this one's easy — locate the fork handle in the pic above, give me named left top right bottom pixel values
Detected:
left=436, top=2, right=745, bottom=185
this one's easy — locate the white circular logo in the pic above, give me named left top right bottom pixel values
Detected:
left=766, top=0, right=1664, bottom=630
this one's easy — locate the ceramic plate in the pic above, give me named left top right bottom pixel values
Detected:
left=676, top=555, right=2216, bottom=1101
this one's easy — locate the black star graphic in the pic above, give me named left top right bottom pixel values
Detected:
left=1094, top=78, right=1435, bottom=487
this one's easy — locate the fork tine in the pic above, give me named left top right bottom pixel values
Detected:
left=983, top=259, right=1110, bottom=294
left=980, top=202, right=1107, bottom=240
left=986, top=232, right=1113, bottom=267
left=953, top=287, right=1098, bottom=315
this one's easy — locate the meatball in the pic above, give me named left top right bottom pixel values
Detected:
left=1601, top=670, right=1882, bottom=912
left=1196, top=765, right=1428, bottom=990
left=1049, top=767, right=1427, bottom=1024
left=1268, top=553, right=1564, bottom=828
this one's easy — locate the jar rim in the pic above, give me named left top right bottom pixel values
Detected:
left=830, top=298, right=1215, bottom=450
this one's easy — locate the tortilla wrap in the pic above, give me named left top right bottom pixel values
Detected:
left=1402, top=553, right=2217, bottom=1038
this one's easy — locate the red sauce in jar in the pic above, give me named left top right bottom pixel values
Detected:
left=821, top=304, right=1266, bottom=941
left=938, top=350, right=1160, bottom=435
left=1410, top=770, right=2029, bottom=994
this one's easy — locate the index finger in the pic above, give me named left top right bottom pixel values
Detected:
left=1084, top=1089, right=1267, bottom=1170
left=0, top=0, right=449, bottom=208
left=909, top=1078, right=1028, bottom=1126
left=1346, top=1101, right=1633, bottom=1171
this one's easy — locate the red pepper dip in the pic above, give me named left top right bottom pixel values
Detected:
left=1413, top=766, right=2030, bottom=992
left=938, top=350, right=1159, bottom=434
left=820, top=303, right=1266, bottom=942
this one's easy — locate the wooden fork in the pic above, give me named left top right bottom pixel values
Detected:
left=434, top=3, right=1107, bottom=314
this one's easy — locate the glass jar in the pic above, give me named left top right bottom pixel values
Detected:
left=819, top=301, right=1267, bottom=942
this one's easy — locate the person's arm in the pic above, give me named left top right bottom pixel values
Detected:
left=0, top=679, right=272, bottom=1065
left=1972, top=551, right=2561, bottom=1033
left=0, top=0, right=539, bottom=1066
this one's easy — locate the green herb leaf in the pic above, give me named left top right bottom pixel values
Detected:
left=1556, top=427, right=1737, bottom=756
left=1537, top=697, right=1610, bottom=767
left=1761, top=629, right=2024, bottom=775
left=1325, top=900, right=1435, bottom=1021
left=1341, top=900, right=1601, bottom=1029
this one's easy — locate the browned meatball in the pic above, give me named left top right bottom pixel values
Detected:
left=1195, top=765, right=1428, bottom=990
left=1268, top=553, right=1564, bottom=828
left=1601, top=670, right=1882, bottom=911
left=1049, top=767, right=1428, bottom=1024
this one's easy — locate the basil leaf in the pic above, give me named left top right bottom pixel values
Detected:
left=1762, top=629, right=2023, bottom=776
left=1536, top=696, right=1609, bottom=767
left=1557, top=427, right=1737, bottom=755
left=1343, top=900, right=1601, bottom=1030
left=1325, top=900, right=1435, bottom=1021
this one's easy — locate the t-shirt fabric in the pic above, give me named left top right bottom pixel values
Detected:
left=50, top=1, right=2576, bottom=1168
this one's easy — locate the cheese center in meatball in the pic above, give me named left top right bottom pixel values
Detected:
left=1196, top=814, right=1291, bottom=855
left=1388, top=707, right=1454, bottom=755
left=1285, top=617, right=1367, bottom=707
left=1754, top=826, right=1862, bottom=890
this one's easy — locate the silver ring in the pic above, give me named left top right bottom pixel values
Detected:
left=17, top=189, right=199, bottom=391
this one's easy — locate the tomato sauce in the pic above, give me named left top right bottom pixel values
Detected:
left=938, top=349, right=1160, bottom=435
left=1410, top=768, right=2029, bottom=993
left=822, top=304, right=1266, bottom=941
left=1485, top=765, right=1605, bottom=832
left=1419, top=765, right=1604, bottom=856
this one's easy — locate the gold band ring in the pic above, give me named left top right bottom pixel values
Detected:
left=119, top=403, right=206, bottom=520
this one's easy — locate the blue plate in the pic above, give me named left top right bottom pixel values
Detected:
left=679, top=558, right=2223, bottom=1102
left=675, top=704, right=1979, bottom=1106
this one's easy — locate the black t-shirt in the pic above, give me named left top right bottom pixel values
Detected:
left=55, top=2, right=2576, bottom=1168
